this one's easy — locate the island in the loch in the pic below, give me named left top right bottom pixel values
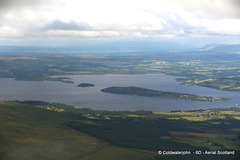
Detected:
left=101, top=86, right=230, bottom=102
left=77, top=83, right=95, bottom=87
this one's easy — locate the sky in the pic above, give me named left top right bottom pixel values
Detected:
left=0, top=0, right=240, bottom=49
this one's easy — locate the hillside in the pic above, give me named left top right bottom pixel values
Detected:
left=1, top=101, right=240, bottom=160
left=0, top=101, right=153, bottom=160
left=199, top=44, right=240, bottom=53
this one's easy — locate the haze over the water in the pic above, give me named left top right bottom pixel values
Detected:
left=0, top=0, right=240, bottom=49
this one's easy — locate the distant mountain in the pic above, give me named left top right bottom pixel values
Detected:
left=198, top=44, right=240, bottom=53
left=1, top=43, right=240, bottom=56
left=0, top=41, right=192, bottom=56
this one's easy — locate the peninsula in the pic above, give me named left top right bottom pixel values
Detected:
left=101, top=86, right=230, bottom=102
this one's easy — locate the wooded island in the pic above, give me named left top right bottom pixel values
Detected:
left=101, top=86, right=230, bottom=102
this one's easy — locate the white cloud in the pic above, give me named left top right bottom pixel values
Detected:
left=0, top=0, right=239, bottom=41
left=44, top=20, right=92, bottom=31
left=167, top=0, right=240, bottom=18
left=47, top=30, right=124, bottom=38
left=0, top=26, right=23, bottom=37
left=0, top=0, right=46, bottom=10
left=201, top=19, right=240, bottom=35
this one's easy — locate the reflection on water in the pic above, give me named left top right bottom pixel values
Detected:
left=0, top=74, right=239, bottom=112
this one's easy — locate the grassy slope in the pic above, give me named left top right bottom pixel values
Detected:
left=1, top=101, right=240, bottom=160
left=0, top=101, right=153, bottom=160
left=0, top=101, right=96, bottom=160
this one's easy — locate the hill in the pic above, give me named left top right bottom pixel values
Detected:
left=0, top=101, right=153, bottom=160
left=0, top=101, right=240, bottom=160
left=199, top=44, right=240, bottom=53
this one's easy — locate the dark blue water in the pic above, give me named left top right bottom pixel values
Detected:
left=0, top=74, right=239, bottom=111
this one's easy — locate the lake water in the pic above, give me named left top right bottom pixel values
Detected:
left=0, top=74, right=239, bottom=112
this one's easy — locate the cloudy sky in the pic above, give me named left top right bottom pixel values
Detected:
left=0, top=0, right=240, bottom=48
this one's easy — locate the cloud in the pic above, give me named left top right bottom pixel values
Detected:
left=0, top=0, right=240, bottom=42
left=47, top=30, right=123, bottom=38
left=231, top=0, right=240, bottom=5
left=227, top=0, right=240, bottom=18
left=44, top=20, right=93, bottom=31
left=171, top=0, right=240, bottom=18
left=0, top=0, right=46, bottom=10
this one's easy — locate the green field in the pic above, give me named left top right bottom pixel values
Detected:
left=0, top=52, right=239, bottom=91
left=1, top=101, right=239, bottom=160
